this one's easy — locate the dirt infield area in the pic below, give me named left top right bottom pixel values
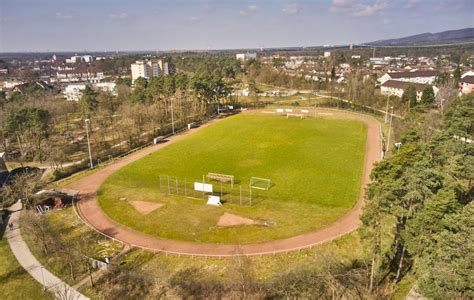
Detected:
left=129, top=201, right=163, bottom=215
left=217, top=213, right=258, bottom=227
left=69, top=109, right=382, bottom=257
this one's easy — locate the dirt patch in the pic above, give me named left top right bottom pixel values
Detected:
left=217, top=213, right=257, bottom=227
left=129, top=201, right=163, bottom=215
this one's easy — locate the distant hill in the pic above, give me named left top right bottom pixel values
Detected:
left=366, top=28, right=474, bottom=46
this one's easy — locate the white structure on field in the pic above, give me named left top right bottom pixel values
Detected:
left=236, top=53, right=257, bottom=61
left=131, top=59, right=169, bottom=82
left=324, top=51, right=331, bottom=58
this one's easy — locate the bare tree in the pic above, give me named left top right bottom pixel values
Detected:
left=434, top=80, right=457, bottom=113
left=22, top=211, right=52, bottom=255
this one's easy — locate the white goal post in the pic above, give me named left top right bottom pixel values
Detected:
left=286, top=113, right=304, bottom=119
left=206, top=173, right=234, bottom=188
left=249, top=177, right=271, bottom=190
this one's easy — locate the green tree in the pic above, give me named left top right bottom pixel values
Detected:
left=420, top=85, right=435, bottom=106
left=8, top=91, right=26, bottom=103
left=402, top=85, right=417, bottom=111
left=79, top=86, right=99, bottom=118
left=4, top=107, right=51, bottom=160
left=453, top=65, right=461, bottom=81
left=0, top=91, right=6, bottom=108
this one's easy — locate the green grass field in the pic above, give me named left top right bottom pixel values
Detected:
left=98, top=113, right=367, bottom=243
left=0, top=236, right=52, bottom=300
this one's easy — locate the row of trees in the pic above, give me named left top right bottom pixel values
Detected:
left=0, top=64, right=235, bottom=171
left=362, top=93, right=473, bottom=298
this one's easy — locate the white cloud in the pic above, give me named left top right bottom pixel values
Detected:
left=282, top=3, right=300, bottom=15
left=109, top=13, right=128, bottom=20
left=240, top=4, right=259, bottom=16
left=330, top=0, right=389, bottom=17
left=55, top=12, right=73, bottom=19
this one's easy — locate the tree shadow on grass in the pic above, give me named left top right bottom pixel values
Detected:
left=0, top=264, right=31, bottom=285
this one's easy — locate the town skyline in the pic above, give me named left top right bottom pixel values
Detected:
left=1, top=0, right=473, bottom=52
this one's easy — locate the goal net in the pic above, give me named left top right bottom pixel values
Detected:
left=286, top=113, right=304, bottom=119
left=249, top=177, right=271, bottom=190
left=206, top=173, right=234, bottom=188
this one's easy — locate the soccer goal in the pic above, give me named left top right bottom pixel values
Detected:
left=286, top=113, right=304, bottom=119
left=206, top=172, right=234, bottom=188
left=249, top=177, right=271, bottom=190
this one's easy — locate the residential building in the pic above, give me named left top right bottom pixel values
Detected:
left=63, top=82, right=117, bottom=101
left=13, top=81, right=53, bottom=94
left=2, top=79, right=24, bottom=90
left=461, top=71, right=474, bottom=78
left=64, top=83, right=87, bottom=101
left=65, top=55, right=94, bottom=64
left=131, top=61, right=148, bottom=82
left=459, top=76, right=474, bottom=94
left=236, top=53, right=257, bottom=61
left=131, top=59, right=169, bottom=82
left=370, top=57, right=388, bottom=67
left=378, top=70, right=438, bottom=85
left=381, top=80, right=438, bottom=101
left=324, top=51, right=331, bottom=58
left=83, top=55, right=93, bottom=63
left=55, top=67, right=105, bottom=83
left=95, top=82, right=117, bottom=96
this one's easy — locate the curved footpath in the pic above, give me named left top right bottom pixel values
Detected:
left=69, top=109, right=382, bottom=257
left=6, top=201, right=89, bottom=299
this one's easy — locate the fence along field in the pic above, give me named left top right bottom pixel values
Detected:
left=158, top=174, right=270, bottom=207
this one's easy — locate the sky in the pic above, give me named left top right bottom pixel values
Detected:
left=0, top=0, right=473, bottom=52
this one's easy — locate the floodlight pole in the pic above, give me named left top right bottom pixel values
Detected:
left=387, top=106, right=394, bottom=152
left=170, top=100, right=175, bottom=135
left=84, top=119, right=93, bottom=169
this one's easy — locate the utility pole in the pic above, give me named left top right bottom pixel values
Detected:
left=170, top=100, right=175, bottom=134
left=84, top=119, right=93, bottom=169
left=387, top=106, right=394, bottom=152
left=384, top=95, right=390, bottom=123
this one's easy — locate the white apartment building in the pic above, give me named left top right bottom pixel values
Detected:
left=64, top=82, right=117, bottom=101
left=236, top=53, right=257, bottom=61
left=65, top=55, right=94, bottom=64
left=83, top=55, right=93, bottom=63
left=64, top=83, right=87, bottom=101
left=381, top=80, right=438, bottom=101
left=131, top=61, right=148, bottom=81
left=131, top=59, right=169, bottom=82
left=378, top=70, right=438, bottom=85
left=55, top=68, right=105, bottom=83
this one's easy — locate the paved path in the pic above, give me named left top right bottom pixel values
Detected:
left=69, top=110, right=382, bottom=257
left=6, top=201, right=89, bottom=299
